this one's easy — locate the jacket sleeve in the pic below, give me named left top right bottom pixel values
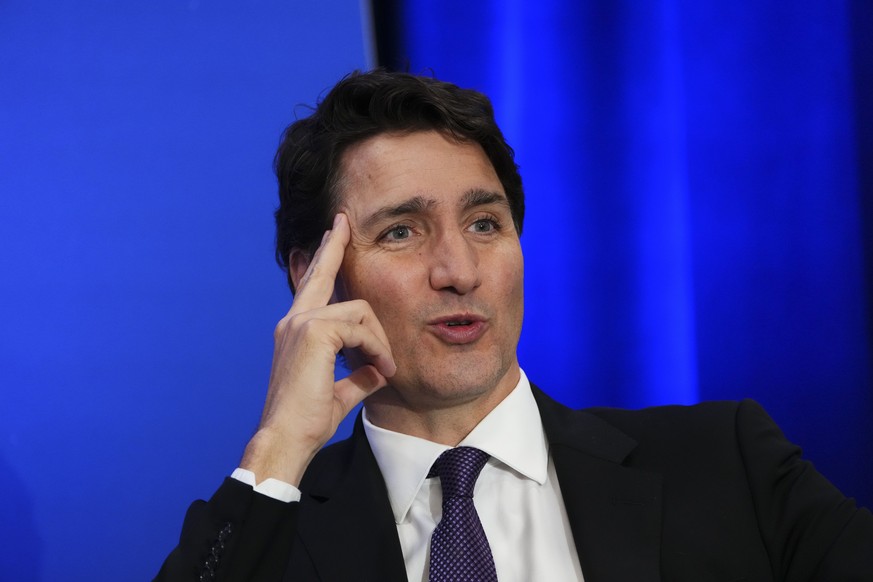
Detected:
left=736, top=399, right=873, bottom=581
left=154, top=477, right=300, bottom=582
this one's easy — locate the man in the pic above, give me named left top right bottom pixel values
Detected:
left=157, top=70, right=873, bottom=581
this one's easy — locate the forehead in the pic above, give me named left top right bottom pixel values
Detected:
left=336, top=130, right=503, bottom=211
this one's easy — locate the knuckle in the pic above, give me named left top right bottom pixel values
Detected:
left=296, top=316, right=321, bottom=335
left=300, top=318, right=341, bottom=347
left=273, top=318, right=289, bottom=339
left=278, top=312, right=308, bottom=337
left=350, top=298, right=374, bottom=314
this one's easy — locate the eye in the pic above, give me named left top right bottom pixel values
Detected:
left=382, top=224, right=412, bottom=241
left=469, top=217, right=500, bottom=234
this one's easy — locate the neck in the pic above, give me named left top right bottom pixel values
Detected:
left=364, top=366, right=520, bottom=445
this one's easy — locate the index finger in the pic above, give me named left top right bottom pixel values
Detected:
left=290, top=213, right=350, bottom=313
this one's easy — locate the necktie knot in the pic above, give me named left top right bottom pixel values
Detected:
left=428, top=446, right=490, bottom=500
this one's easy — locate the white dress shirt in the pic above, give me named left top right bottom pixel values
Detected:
left=363, top=370, right=583, bottom=582
left=233, top=369, right=584, bottom=581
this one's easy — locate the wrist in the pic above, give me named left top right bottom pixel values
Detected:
left=239, top=428, right=320, bottom=487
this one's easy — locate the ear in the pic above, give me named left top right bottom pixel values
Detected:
left=288, top=248, right=311, bottom=292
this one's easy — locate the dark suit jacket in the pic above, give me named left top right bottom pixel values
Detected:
left=157, top=387, right=873, bottom=581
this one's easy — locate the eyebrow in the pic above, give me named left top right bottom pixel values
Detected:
left=360, top=195, right=437, bottom=232
left=360, top=189, right=510, bottom=232
left=460, top=188, right=510, bottom=211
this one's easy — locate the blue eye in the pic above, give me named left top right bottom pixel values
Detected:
left=383, top=225, right=412, bottom=241
left=471, top=218, right=499, bottom=233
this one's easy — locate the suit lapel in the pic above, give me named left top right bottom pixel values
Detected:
left=286, top=387, right=662, bottom=581
left=533, top=386, right=663, bottom=582
left=292, top=416, right=408, bottom=581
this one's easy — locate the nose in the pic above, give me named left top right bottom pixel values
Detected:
left=428, top=230, right=481, bottom=294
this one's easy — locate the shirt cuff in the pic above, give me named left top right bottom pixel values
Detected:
left=230, top=467, right=302, bottom=503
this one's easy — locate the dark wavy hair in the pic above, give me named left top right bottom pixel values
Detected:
left=273, top=69, right=525, bottom=292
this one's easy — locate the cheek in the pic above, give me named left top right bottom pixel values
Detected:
left=494, top=248, right=525, bottom=298
left=343, top=256, right=421, bottom=320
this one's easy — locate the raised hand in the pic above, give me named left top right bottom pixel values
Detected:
left=240, top=213, right=395, bottom=486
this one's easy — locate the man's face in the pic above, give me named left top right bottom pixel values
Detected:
left=335, top=130, right=524, bottom=412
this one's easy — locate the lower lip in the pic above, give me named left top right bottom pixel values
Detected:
left=428, top=321, right=487, bottom=344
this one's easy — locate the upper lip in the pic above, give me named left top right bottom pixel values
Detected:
left=427, top=313, right=486, bottom=325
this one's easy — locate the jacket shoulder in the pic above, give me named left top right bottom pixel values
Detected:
left=577, top=400, right=756, bottom=470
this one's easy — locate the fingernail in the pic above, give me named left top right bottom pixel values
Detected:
left=333, top=213, right=342, bottom=228
left=321, top=230, right=331, bottom=243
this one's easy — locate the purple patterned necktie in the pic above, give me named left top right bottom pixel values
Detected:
left=428, top=446, right=498, bottom=582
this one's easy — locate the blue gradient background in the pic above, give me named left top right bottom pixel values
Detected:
left=397, top=0, right=872, bottom=508
left=1, top=1, right=870, bottom=579
left=0, top=2, right=369, bottom=579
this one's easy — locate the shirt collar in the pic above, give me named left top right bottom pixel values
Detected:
left=363, top=369, right=549, bottom=524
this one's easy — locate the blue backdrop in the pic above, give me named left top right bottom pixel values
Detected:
left=390, top=0, right=873, bottom=509
left=0, top=2, right=369, bottom=579
left=1, top=1, right=870, bottom=580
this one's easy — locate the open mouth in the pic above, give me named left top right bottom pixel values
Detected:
left=428, top=315, right=487, bottom=344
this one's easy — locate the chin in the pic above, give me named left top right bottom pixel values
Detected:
left=397, top=352, right=516, bottom=407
